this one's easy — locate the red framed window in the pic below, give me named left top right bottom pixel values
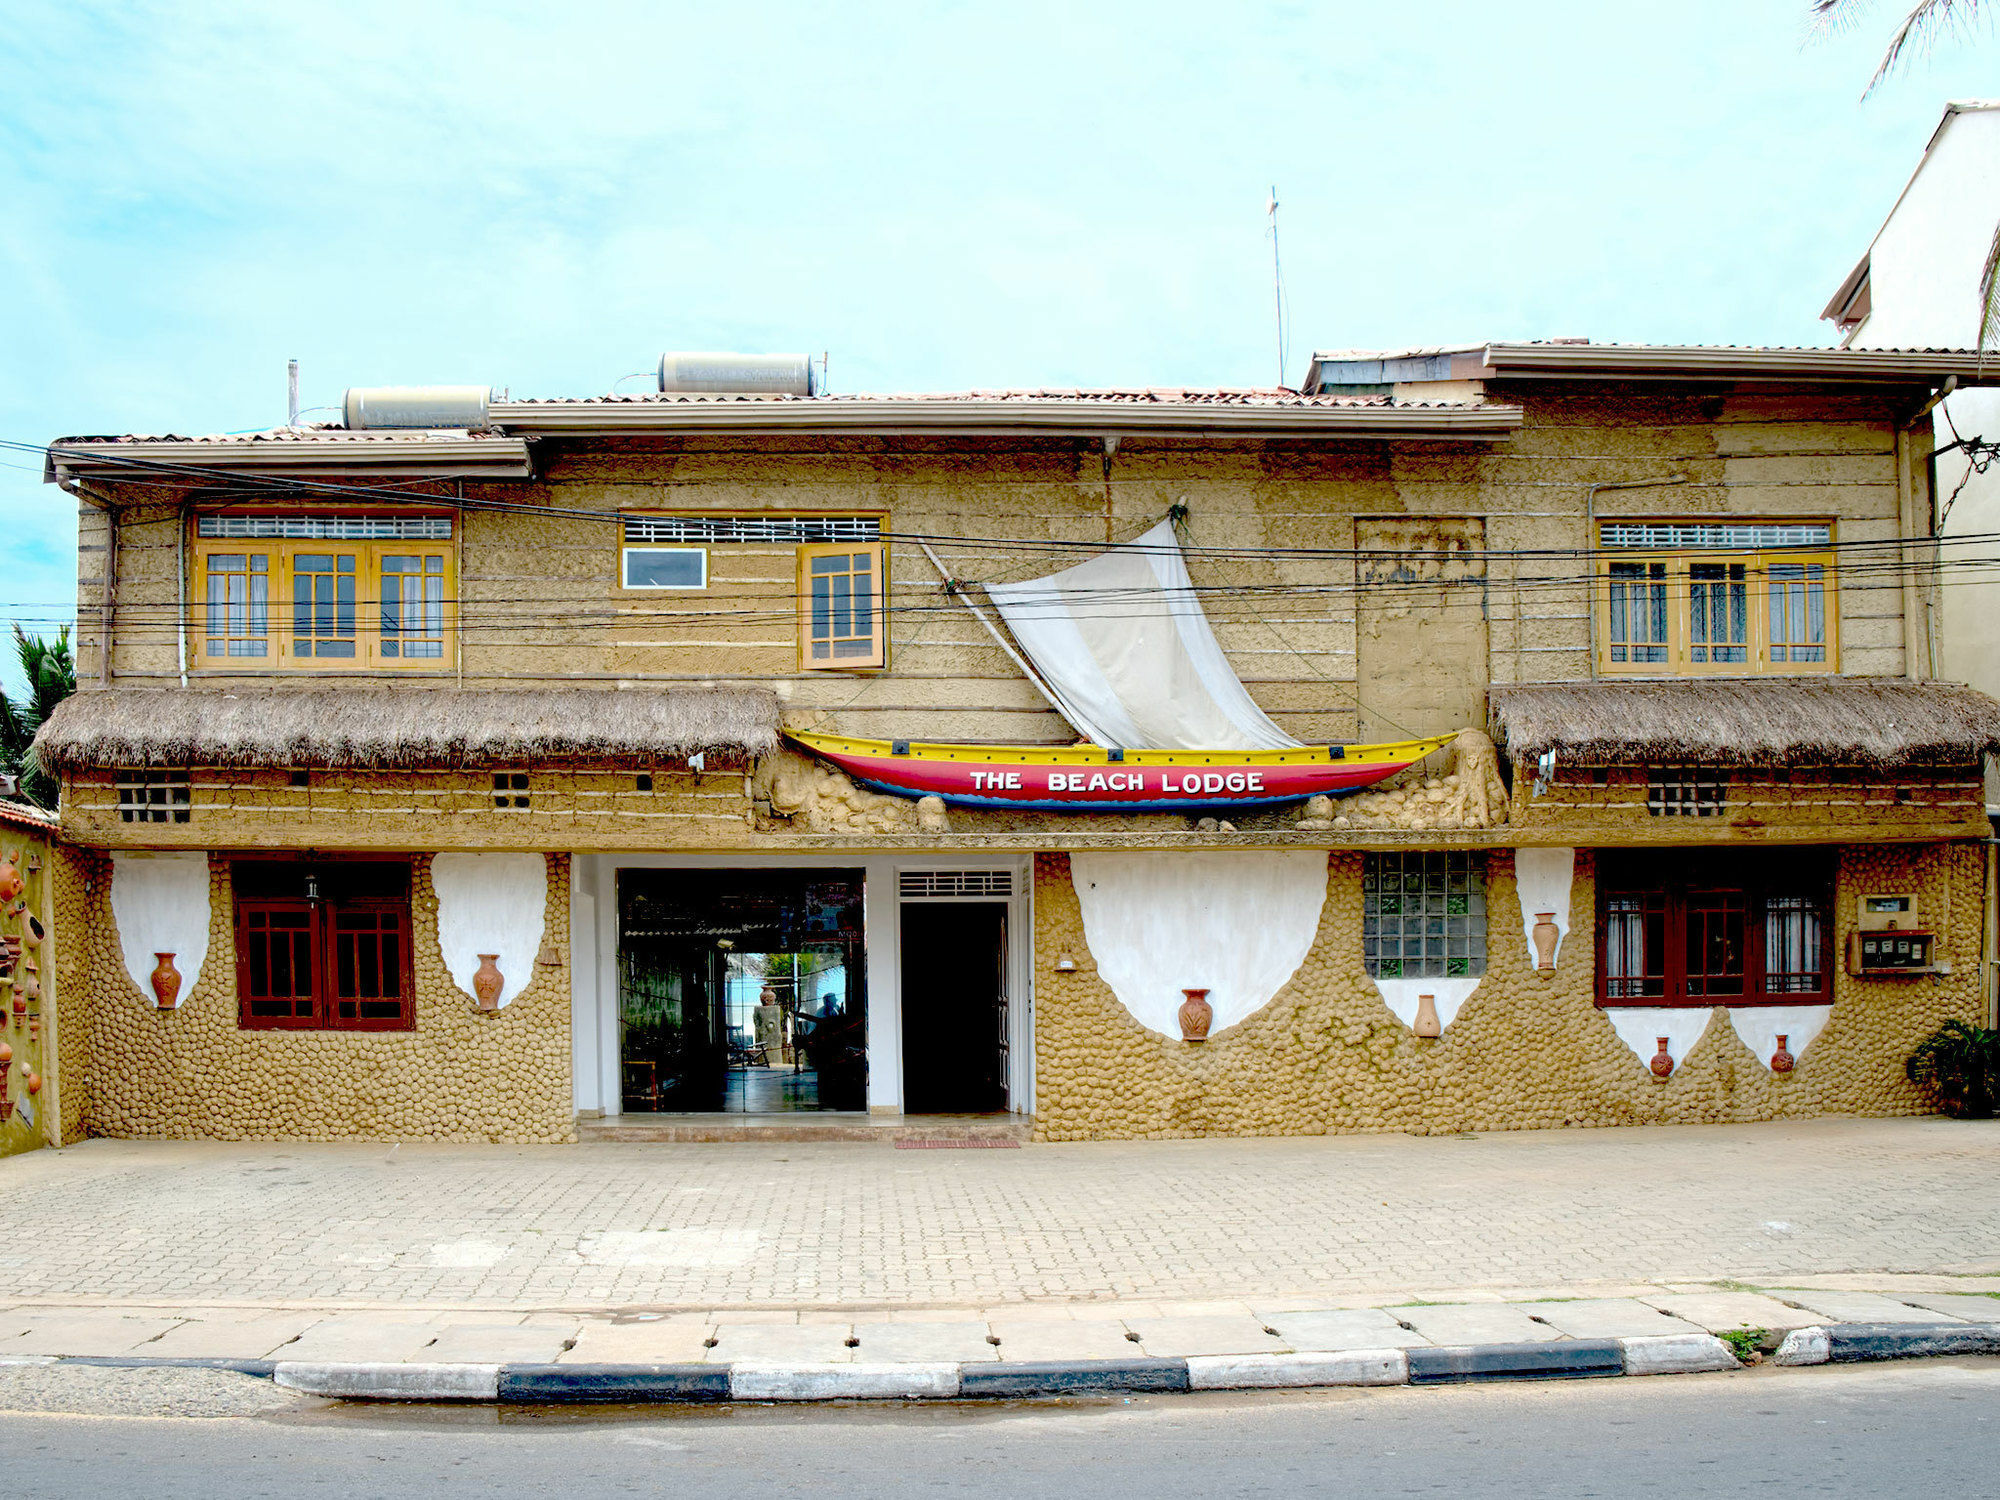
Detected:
left=1596, top=851, right=1832, bottom=1008
left=233, top=861, right=414, bottom=1030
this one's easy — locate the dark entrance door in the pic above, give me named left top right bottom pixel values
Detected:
left=899, top=901, right=1008, bottom=1115
left=618, top=868, right=866, bottom=1114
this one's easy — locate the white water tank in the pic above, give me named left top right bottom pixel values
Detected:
left=343, top=385, right=493, bottom=430
left=657, top=352, right=817, bottom=397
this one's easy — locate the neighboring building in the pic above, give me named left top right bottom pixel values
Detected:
left=0, top=797, right=60, bottom=1155
left=31, top=342, right=2000, bottom=1144
left=1823, top=100, right=2000, bottom=759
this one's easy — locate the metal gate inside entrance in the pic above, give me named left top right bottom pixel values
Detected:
left=617, top=868, right=866, bottom=1113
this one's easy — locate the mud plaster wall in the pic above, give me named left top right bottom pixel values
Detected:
left=1030, top=843, right=1982, bottom=1140
left=71, top=852, right=572, bottom=1143
left=0, top=823, right=58, bottom=1155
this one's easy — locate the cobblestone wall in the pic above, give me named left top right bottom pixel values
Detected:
left=73, top=852, right=573, bottom=1143
left=1030, top=843, right=1983, bottom=1140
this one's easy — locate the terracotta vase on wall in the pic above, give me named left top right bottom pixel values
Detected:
left=1178, top=988, right=1212, bottom=1042
left=1413, top=993, right=1442, bottom=1039
left=0, top=852, right=19, bottom=905
left=1651, top=1038, right=1675, bottom=1078
left=473, top=955, right=505, bottom=1011
left=150, top=952, right=181, bottom=1010
left=1531, top=913, right=1560, bottom=971
left=0, top=1040, right=11, bottom=1122
left=1770, top=1035, right=1795, bottom=1074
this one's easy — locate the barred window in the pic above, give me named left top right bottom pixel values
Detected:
left=1597, top=851, right=1831, bottom=1007
left=233, top=860, right=413, bottom=1031
left=622, top=515, right=881, bottom=546
left=493, top=772, right=530, bottom=810
left=199, top=515, right=453, bottom=541
left=1648, top=768, right=1727, bottom=817
left=117, top=770, right=191, bottom=824
left=1363, top=852, right=1487, bottom=979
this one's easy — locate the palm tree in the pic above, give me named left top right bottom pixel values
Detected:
left=1812, top=1, right=2000, bottom=345
left=0, top=625, right=76, bottom=810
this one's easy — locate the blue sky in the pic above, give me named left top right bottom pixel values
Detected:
left=4, top=0, right=1999, bottom=688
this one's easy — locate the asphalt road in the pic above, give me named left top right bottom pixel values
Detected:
left=2, top=1361, right=1997, bottom=1497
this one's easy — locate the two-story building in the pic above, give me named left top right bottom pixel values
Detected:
left=31, top=343, right=2000, bottom=1144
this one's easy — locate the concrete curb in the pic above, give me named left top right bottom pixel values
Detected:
left=40, top=1320, right=2000, bottom=1403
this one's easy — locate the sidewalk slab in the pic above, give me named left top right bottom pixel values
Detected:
left=1642, top=1292, right=1819, bottom=1335
left=1776, top=1290, right=1965, bottom=1326
left=276, top=1318, right=446, bottom=1363
left=1529, top=1299, right=1706, bottom=1341
left=4, top=1311, right=185, bottom=1357
left=1896, top=1293, right=2000, bottom=1323
left=986, top=1320, right=1146, bottom=1363
left=558, top=1321, right=716, bottom=1364
left=1126, top=1316, right=1288, bottom=1358
left=1262, top=1308, right=1433, bottom=1351
left=1397, top=1305, right=1562, bottom=1346
left=851, top=1322, right=998, bottom=1364
left=709, top=1323, right=854, bottom=1364
left=144, top=1312, right=323, bottom=1360
left=420, top=1322, right=576, bottom=1364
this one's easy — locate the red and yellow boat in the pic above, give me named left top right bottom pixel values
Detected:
left=786, top=730, right=1454, bottom=813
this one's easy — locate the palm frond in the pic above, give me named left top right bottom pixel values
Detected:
left=1979, top=216, right=2000, bottom=358
left=1862, top=0, right=1982, bottom=96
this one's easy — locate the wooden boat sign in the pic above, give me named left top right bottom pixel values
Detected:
left=786, top=729, right=1454, bottom=813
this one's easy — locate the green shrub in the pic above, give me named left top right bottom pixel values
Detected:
left=1906, top=1020, right=2000, bottom=1119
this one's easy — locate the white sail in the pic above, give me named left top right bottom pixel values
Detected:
left=985, top=520, right=1304, bottom=751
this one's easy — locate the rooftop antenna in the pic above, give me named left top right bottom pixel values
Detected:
left=287, top=359, right=300, bottom=427
left=1267, top=186, right=1287, bottom=389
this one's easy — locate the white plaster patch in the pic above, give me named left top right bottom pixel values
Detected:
left=427, top=1239, right=512, bottom=1269
left=1071, top=851, right=1328, bottom=1039
left=578, top=1228, right=761, bottom=1268
left=1513, top=847, right=1575, bottom=970
left=1370, top=977, right=1482, bottom=1034
left=109, top=851, right=212, bottom=1007
left=431, top=853, right=547, bottom=1009
left=1603, top=1007, right=1718, bottom=1075
left=1727, top=1005, right=1834, bottom=1072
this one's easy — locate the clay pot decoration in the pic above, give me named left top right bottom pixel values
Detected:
left=150, top=952, right=181, bottom=1011
left=0, top=1042, right=10, bottom=1124
left=24, top=1071, right=39, bottom=1095
left=473, top=954, right=505, bottom=1011
left=16, top=974, right=37, bottom=1004
left=1177, top=987, right=1213, bottom=1042
left=1413, top=992, right=1443, bottom=1040
left=23, top=915, right=42, bottom=951
left=0, top=851, right=19, bottom=905
left=1531, top=912, right=1560, bottom=972
left=1770, top=1034, right=1795, bottom=1075
left=1650, top=1037, right=1675, bottom=1079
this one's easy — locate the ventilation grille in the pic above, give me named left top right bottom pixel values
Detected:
left=1600, top=522, right=1829, bottom=551
left=198, top=515, right=453, bottom=540
left=492, top=771, right=530, bottom=810
left=1648, top=767, right=1727, bottom=817
left=899, top=869, right=1014, bottom=899
left=622, top=515, right=882, bottom=546
left=118, top=769, right=190, bottom=824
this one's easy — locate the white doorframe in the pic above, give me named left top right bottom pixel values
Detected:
left=571, top=852, right=1033, bottom=1119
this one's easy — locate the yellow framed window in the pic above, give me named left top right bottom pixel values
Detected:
left=1596, top=521, right=1836, bottom=676
left=193, top=516, right=455, bottom=671
left=798, top=541, right=886, bottom=669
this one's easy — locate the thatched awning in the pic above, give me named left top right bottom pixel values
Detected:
left=32, top=686, right=781, bottom=772
left=1488, top=678, right=2000, bottom=769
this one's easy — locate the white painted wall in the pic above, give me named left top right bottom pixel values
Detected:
left=1371, top=976, right=1481, bottom=1033
left=108, top=851, right=211, bottom=1007
left=1513, top=847, right=1575, bottom=971
left=1840, top=105, right=2000, bottom=729
left=431, top=852, right=547, bottom=1009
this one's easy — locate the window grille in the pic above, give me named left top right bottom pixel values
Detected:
left=493, top=772, right=530, bottom=810
left=1647, top=768, right=1727, bottom=817
left=117, top=770, right=191, bottom=824
left=622, top=515, right=882, bottom=546
left=198, top=515, right=453, bottom=541
left=1599, top=522, right=1830, bottom=551
left=899, top=869, right=1015, bottom=899
left=1363, top=852, right=1486, bottom=979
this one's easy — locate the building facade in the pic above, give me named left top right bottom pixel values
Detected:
left=32, top=343, right=2000, bottom=1142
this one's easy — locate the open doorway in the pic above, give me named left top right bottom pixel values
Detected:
left=899, top=901, right=1008, bottom=1114
left=618, top=868, right=866, bottom=1114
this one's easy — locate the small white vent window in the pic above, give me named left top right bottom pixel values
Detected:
left=198, top=515, right=453, bottom=541
left=1599, top=522, right=1830, bottom=551
left=623, top=516, right=882, bottom=546
left=1648, top=768, right=1727, bottom=817
left=899, top=869, right=1015, bottom=900
left=118, top=769, right=191, bottom=824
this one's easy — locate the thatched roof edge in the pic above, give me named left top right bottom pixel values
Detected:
left=32, top=686, right=782, bottom=772
left=1488, top=677, right=2000, bottom=769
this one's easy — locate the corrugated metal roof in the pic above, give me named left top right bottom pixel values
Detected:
left=494, top=387, right=1407, bottom=408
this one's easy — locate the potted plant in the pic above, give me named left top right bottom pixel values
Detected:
left=1906, top=1020, right=2000, bottom=1119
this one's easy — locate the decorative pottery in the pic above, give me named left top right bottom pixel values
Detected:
left=1650, top=1037, right=1675, bottom=1078
left=1177, top=987, right=1213, bottom=1042
left=473, top=954, right=505, bottom=1011
left=1413, top=992, right=1442, bottom=1039
left=1531, top=912, right=1560, bottom=971
left=17, top=975, right=37, bottom=1004
left=0, top=1040, right=10, bottom=1122
left=24, top=1071, right=39, bottom=1095
left=0, top=851, right=19, bottom=904
left=150, top=952, right=181, bottom=1010
left=23, top=915, right=41, bottom=951
left=10, top=995, right=21, bottom=1017
left=1770, top=1034, right=1795, bottom=1074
